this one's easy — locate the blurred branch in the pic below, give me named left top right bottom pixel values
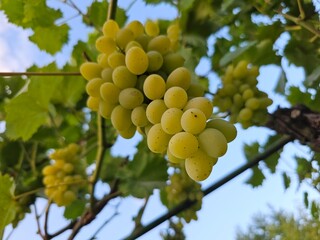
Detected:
left=0, top=72, right=81, bottom=76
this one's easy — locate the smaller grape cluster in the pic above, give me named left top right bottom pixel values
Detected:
left=164, top=168, right=203, bottom=223
left=42, top=144, right=86, bottom=206
left=80, top=19, right=237, bottom=181
left=213, top=60, right=273, bottom=128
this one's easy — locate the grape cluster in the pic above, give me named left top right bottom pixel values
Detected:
left=42, top=144, right=86, bottom=206
left=213, top=60, right=273, bottom=128
left=164, top=167, right=203, bottom=223
left=80, top=19, right=237, bottom=181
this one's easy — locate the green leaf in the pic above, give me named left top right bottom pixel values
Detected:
left=282, top=172, right=291, bottom=189
left=244, top=142, right=260, bottom=161
left=5, top=93, right=48, bottom=141
left=263, top=135, right=281, bottom=173
left=274, top=69, right=287, bottom=94
left=0, top=174, right=18, bottom=239
left=311, top=201, right=319, bottom=219
left=64, top=200, right=86, bottom=220
left=219, top=41, right=257, bottom=67
left=0, top=0, right=25, bottom=26
left=246, top=166, right=265, bottom=187
left=179, top=0, right=195, bottom=11
left=29, top=24, right=69, bottom=54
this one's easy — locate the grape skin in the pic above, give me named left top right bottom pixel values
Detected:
left=143, top=74, right=166, bottom=100
left=164, top=86, right=188, bottom=109
left=181, top=108, right=207, bottom=135
left=147, top=123, right=172, bottom=153
left=198, top=128, right=227, bottom=158
left=125, top=46, right=149, bottom=75
left=169, top=132, right=199, bottom=159
left=161, top=108, right=183, bottom=135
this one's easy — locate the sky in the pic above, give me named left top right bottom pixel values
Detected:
left=1, top=1, right=318, bottom=240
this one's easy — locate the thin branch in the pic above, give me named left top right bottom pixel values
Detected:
left=107, top=0, right=118, bottom=21
left=297, top=0, right=305, bottom=20
left=33, top=204, right=45, bottom=239
left=0, top=72, right=81, bottom=77
left=44, top=201, right=52, bottom=239
left=123, top=135, right=294, bottom=240
left=133, top=196, right=150, bottom=230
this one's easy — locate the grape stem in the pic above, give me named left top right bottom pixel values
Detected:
left=123, top=135, right=294, bottom=240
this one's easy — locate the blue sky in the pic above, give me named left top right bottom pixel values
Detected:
left=1, top=1, right=318, bottom=239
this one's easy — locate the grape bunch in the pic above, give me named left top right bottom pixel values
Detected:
left=42, top=144, right=86, bottom=206
left=163, top=167, right=203, bottom=223
left=213, top=60, right=273, bottom=128
left=80, top=19, right=237, bottom=181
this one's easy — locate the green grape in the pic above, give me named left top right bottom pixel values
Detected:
left=42, top=165, right=58, bottom=175
left=168, top=132, right=198, bottom=159
left=146, top=99, right=168, bottom=124
left=187, top=83, right=205, bottom=98
left=248, top=65, right=259, bottom=78
left=163, top=86, right=188, bottom=109
left=86, top=96, right=100, bottom=111
left=147, top=51, right=163, bottom=72
left=125, top=46, right=149, bottom=75
left=143, top=74, right=166, bottom=100
left=166, top=148, right=184, bottom=164
left=135, top=74, right=147, bottom=92
left=206, top=118, right=237, bottom=143
left=102, top=19, right=119, bottom=38
left=99, top=100, right=116, bottom=119
left=259, top=97, right=273, bottom=108
left=147, top=123, right=172, bottom=153
left=125, top=41, right=142, bottom=52
left=80, top=62, right=103, bottom=81
left=224, top=83, right=237, bottom=96
left=118, top=123, right=136, bottom=139
left=135, top=34, right=151, bottom=51
left=161, top=108, right=183, bottom=135
left=86, top=78, right=104, bottom=98
left=233, top=93, right=244, bottom=107
left=62, top=190, right=76, bottom=206
left=181, top=108, right=207, bottom=135
left=166, top=67, right=191, bottom=90
left=131, top=104, right=149, bottom=127
left=161, top=53, right=185, bottom=74
left=145, top=19, right=159, bottom=37
left=242, top=88, right=254, bottom=100
left=245, top=97, right=260, bottom=110
left=238, top=108, right=253, bottom=122
left=126, top=20, right=144, bottom=38
left=198, top=128, right=227, bottom=158
left=116, top=28, right=135, bottom=50
left=100, top=82, right=120, bottom=104
left=119, top=88, right=144, bottom=109
left=112, top=66, right=137, bottom=89
left=63, top=163, right=74, bottom=173
left=43, top=175, right=56, bottom=185
left=111, top=105, right=133, bottom=131
left=184, top=97, right=213, bottom=119
left=101, top=68, right=113, bottom=82
left=167, top=23, right=180, bottom=41
left=97, top=53, right=111, bottom=68
left=147, top=35, right=171, bottom=55
left=95, top=36, right=117, bottom=55
left=108, top=51, right=125, bottom=69
left=185, top=149, right=215, bottom=181
left=233, top=60, right=248, bottom=79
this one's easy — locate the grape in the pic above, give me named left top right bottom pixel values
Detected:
left=206, top=118, right=237, bottom=143
left=164, top=86, right=188, bottom=109
left=161, top=53, right=185, bottom=74
left=135, top=74, right=147, bottom=92
left=146, top=99, right=168, bottom=124
left=198, top=128, right=227, bottom=158
left=125, top=46, right=149, bottom=75
left=111, top=105, right=133, bottom=131
left=86, top=78, right=104, bottom=97
left=166, top=67, right=191, bottom=90
left=102, top=19, right=119, bottom=38
left=238, top=108, right=253, bottom=122
left=161, top=108, right=183, bottom=135
left=242, top=88, right=254, bottom=100
left=187, top=83, right=205, bottom=98
left=101, top=68, right=113, bottom=82
left=166, top=148, right=184, bottom=164
left=233, top=60, right=248, bottom=79
left=169, top=132, right=198, bottom=159
left=116, top=28, right=135, bottom=50
left=185, top=149, right=215, bottom=181
left=147, top=35, right=171, bottom=55
left=119, top=88, right=144, bottom=109
left=86, top=96, right=100, bottom=111
left=108, top=51, right=125, bottom=69
left=245, top=97, right=260, bottom=110
left=143, top=74, right=166, bottom=100
left=42, top=165, right=58, bottom=175
left=126, top=20, right=144, bottom=38
left=147, top=123, right=172, bottom=153
left=80, top=62, right=103, bottom=81
left=181, top=108, right=207, bottom=135
left=62, top=190, right=76, bottom=205
left=259, top=97, right=273, bottom=108
left=95, top=36, right=117, bottom=55
left=131, top=104, right=149, bottom=127
left=100, top=82, right=120, bottom=104
left=63, top=163, right=74, bottom=173
left=99, top=100, right=116, bottom=119
left=125, top=41, right=142, bottom=52
left=135, top=34, right=151, bottom=51
left=118, top=123, right=136, bottom=139
left=167, top=23, right=180, bottom=41
left=97, top=53, right=111, bottom=68
left=145, top=19, right=159, bottom=37
left=112, top=66, right=137, bottom=89
left=184, top=97, right=213, bottom=119
left=147, top=51, right=163, bottom=72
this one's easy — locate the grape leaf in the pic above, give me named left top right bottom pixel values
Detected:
left=245, top=166, right=265, bottom=187
left=0, top=0, right=25, bottom=26
left=282, top=172, right=291, bottom=189
left=0, top=174, right=18, bottom=239
left=64, top=200, right=86, bottom=220
left=263, top=134, right=281, bottom=173
left=5, top=93, right=48, bottom=141
left=29, top=24, right=69, bottom=54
